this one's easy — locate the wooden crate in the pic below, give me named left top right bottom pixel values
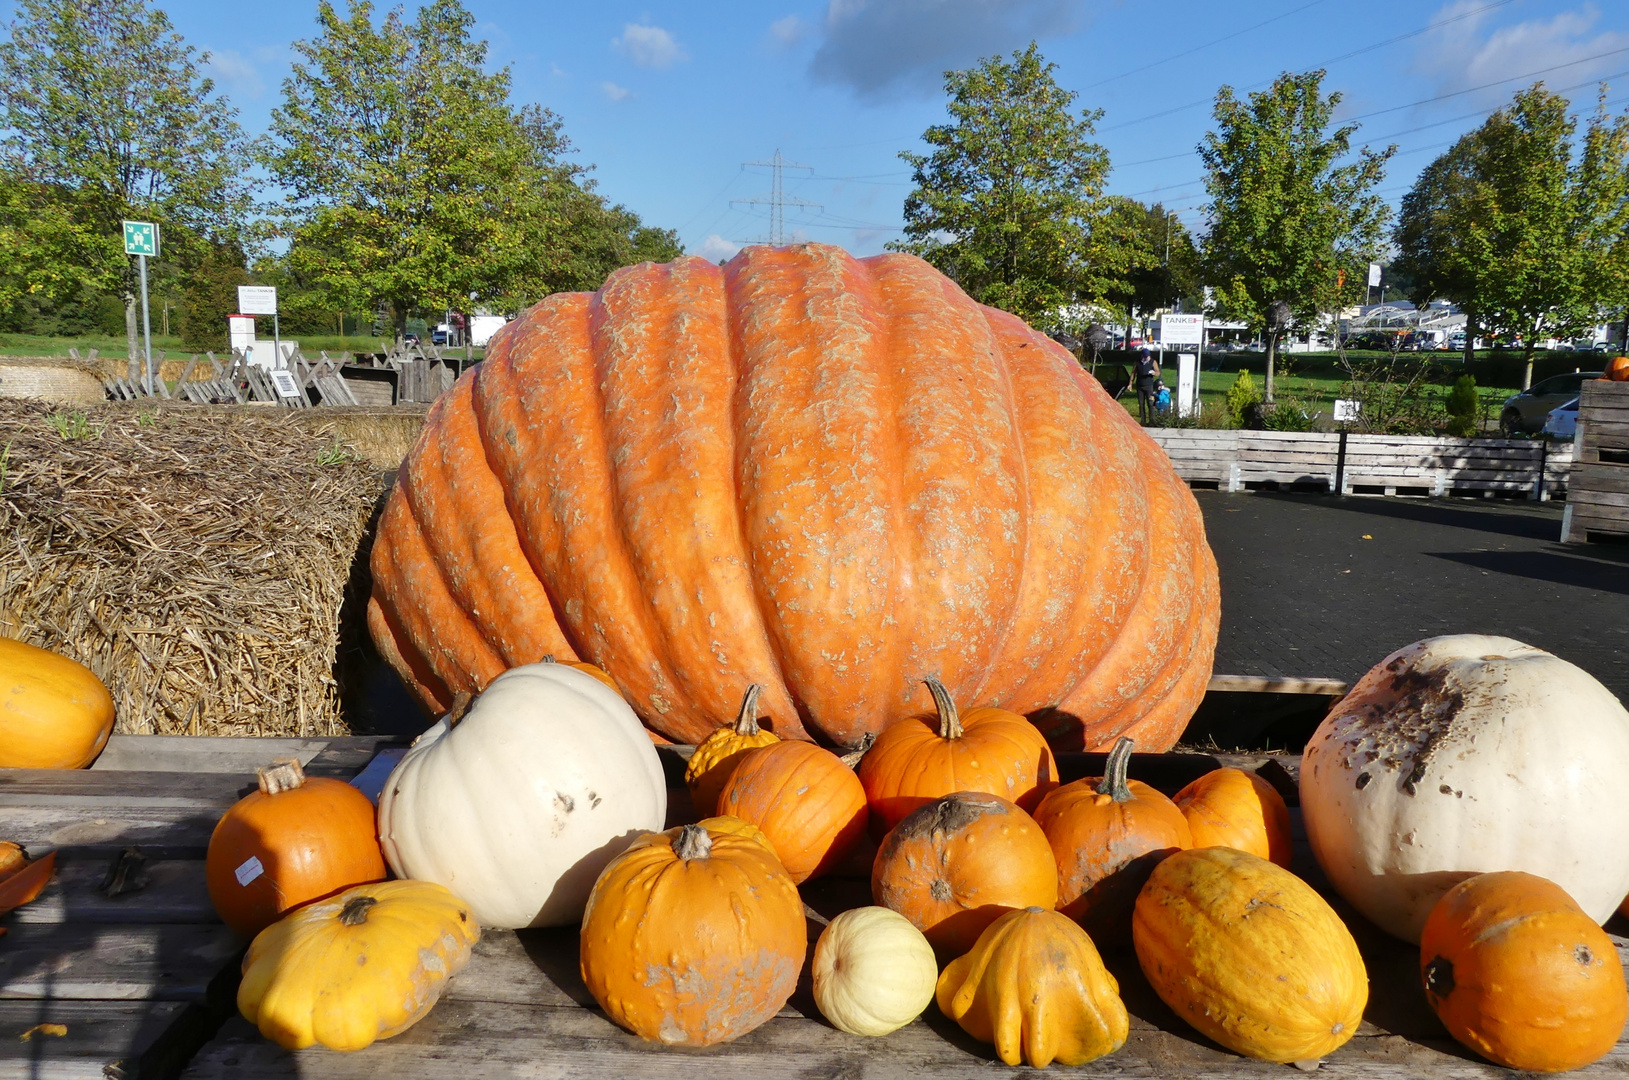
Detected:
left=1564, top=379, right=1629, bottom=542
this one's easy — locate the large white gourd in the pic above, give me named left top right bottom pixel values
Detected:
left=377, top=662, right=667, bottom=929
left=1301, top=635, right=1629, bottom=943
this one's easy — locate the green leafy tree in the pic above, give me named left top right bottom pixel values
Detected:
left=1444, top=374, right=1479, bottom=437
left=1394, top=137, right=1487, bottom=366
left=1097, top=197, right=1201, bottom=333
left=1198, top=70, right=1394, bottom=401
left=892, top=43, right=1121, bottom=325
left=0, top=0, right=254, bottom=357
left=1574, top=89, right=1629, bottom=353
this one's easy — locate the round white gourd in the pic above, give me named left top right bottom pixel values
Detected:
left=1301, top=634, right=1629, bottom=943
left=812, top=906, right=938, bottom=1037
left=377, top=662, right=667, bottom=929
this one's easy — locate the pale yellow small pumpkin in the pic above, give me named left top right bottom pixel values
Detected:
left=812, top=906, right=937, bottom=1036
left=237, top=880, right=479, bottom=1051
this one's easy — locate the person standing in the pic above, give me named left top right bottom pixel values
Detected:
left=1134, top=347, right=1160, bottom=423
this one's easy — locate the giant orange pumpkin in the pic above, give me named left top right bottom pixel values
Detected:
left=1605, top=356, right=1629, bottom=381
left=859, top=677, right=1058, bottom=831
left=367, top=244, right=1219, bottom=750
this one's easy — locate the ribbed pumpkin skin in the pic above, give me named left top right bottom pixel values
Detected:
left=1421, top=871, right=1628, bottom=1072
left=715, top=740, right=868, bottom=883
left=367, top=244, right=1219, bottom=749
left=0, top=637, right=114, bottom=769
left=1133, top=847, right=1368, bottom=1063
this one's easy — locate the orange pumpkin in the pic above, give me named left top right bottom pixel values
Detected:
left=1033, top=737, right=1191, bottom=941
left=684, top=685, right=782, bottom=816
left=716, top=740, right=868, bottom=883
left=859, top=677, right=1059, bottom=832
left=1421, top=871, right=1628, bottom=1072
left=1604, top=356, right=1629, bottom=381
left=367, top=244, right=1220, bottom=751
left=0, top=637, right=115, bottom=769
left=1173, top=766, right=1291, bottom=867
left=580, top=817, right=806, bottom=1046
left=871, top=791, right=1057, bottom=958
left=205, top=759, right=387, bottom=938
left=542, top=653, right=620, bottom=694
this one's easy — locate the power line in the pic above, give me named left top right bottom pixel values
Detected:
left=1081, top=0, right=1338, bottom=89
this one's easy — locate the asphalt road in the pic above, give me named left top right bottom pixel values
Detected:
left=1198, top=490, right=1629, bottom=706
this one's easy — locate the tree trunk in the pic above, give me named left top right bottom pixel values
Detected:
left=1521, top=342, right=1535, bottom=391
left=1463, top=315, right=1476, bottom=367
left=1264, top=330, right=1277, bottom=403
left=124, top=293, right=140, bottom=360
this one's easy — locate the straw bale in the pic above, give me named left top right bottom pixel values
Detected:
left=0, top=399, right=389, bottom=736
left=0, top=357, right=108, bottom=406
left=288, top=406, right=429, bottom=470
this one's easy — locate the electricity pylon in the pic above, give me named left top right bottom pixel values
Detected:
left=733, top=149, right=822, bottom=245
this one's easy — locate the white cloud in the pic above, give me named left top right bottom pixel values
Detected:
left=204, top=48, right=266, bottom=99
left=1414, top=2, right=1629, bottom=108
left=613, top=23, right=689, bottom=69
left=601, top=81, right=633, bottom=102
left=694, top=234, right=742, bottom=262
left=769, top=14, right=810, bottom=48
left=809, top=0, right=1088, bottom=100
left=550, top=62, right=568, bottom=78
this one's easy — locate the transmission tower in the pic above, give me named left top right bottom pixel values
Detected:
left=733, top=149, right=822, bottom=245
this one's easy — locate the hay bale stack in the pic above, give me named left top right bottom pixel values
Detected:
left=288, top=405, right=429, bottom=470
left=0, top=356, right=108, bottom=405
left=0, top=399, right=389, bottom=736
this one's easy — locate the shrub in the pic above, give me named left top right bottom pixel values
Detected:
left=1224, top=371, right=1260, bottom=427
left=1444, top=374, right=1479, bottom=437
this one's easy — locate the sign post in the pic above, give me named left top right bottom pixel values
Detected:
left=237, top=285, right=281, bottom=367
left=1160, top=313, right=1204, bottom=418
left=1333, top=398, right=1360, bottom=495
left=123, top=221, right=159, bottom=392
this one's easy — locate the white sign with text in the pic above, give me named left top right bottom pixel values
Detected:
left=237, top=285, right=278, bottom=316
left=1160, top=312, right=1203, bottom=347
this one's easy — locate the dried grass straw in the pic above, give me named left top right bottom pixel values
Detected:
left=0, top=399, right=391, bottom=737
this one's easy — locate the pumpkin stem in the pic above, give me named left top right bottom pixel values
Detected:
left=256, top=758, right=306, bottom=795
left=839, top=732, right=876, bottom=770
left=925, top=677, right=962, bottom=740
left=542, top=654, right=556, bottom=663
left=338, top=895, right=378, bottom=926
left=1095, top=736, right=1136, bottom=802
left=733, top=685, right=764, bottom=736
left=445, top=690, right=473, bottom=729
left=673, top=823, right=713, bottom=862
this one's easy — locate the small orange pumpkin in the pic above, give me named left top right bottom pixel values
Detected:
left=1604, top=356, right=1629, bottom=381
left=1033, top=737, right=1191, bottom=941
left=580, top=817, right=806, bottom=1046
left=1173, top=766, right=1291, bottom=867
left=1422, top=871, right=1628, bottom=1072
left=206, top=758, right=387, bottom=938
left=858, top=677, right=1058, bottom=833
left=871, top=791, right=1057, bottom=958
left=542, top=653, right=620, bottom=694
left=684, top=685, right=781, bottom=816
left=716, top=739, right=868, bottom=883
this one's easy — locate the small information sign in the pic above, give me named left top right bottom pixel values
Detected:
left=237, top=285, right=279, bottom=316
left=269, top=370, right=303, bottom=399
left=1160, top=313, right=1203, bottom=348
left=1334, top=398, right=1361, bottom=423
left=123, top=221, right=158, bottom=257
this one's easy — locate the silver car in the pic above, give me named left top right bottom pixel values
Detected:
left=1499, top=371, right=1603, bottom=435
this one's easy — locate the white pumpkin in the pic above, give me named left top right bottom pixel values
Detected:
left=812, top=906, right=938, bottom=1037
left=1301, top=634, right=1629, bottom=943
left=377, top=662, right=667, bottom=929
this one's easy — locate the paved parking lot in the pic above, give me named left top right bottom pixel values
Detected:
left=1198, top=490, right=1629, bottom=705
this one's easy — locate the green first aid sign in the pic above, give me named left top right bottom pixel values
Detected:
left=123, top=220, right=158, bottom=257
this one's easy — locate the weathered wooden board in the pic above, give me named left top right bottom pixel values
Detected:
left=0, top=999, right=191, bottom=1080
left=0, top=923, right=241, bottom=1002
left=11, top=856, right=216, bottom=926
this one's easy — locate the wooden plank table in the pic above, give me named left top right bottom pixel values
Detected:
left=8, top=738, right=1629, bottom=1077
left=0, top=735, right=401, bottom=1080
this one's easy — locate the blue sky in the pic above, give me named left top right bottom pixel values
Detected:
left=12, top=0, right=1627, bottom=259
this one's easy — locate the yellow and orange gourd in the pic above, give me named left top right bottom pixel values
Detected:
left=367, top=244, right=1218, bottom=752
left=683, top=685, right=781, bottom=816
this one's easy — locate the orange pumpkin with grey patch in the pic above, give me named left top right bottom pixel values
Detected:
left=367, top=244, right=1219, bottom=751
left=715, top=739, right=867, bottom=883
left=871, top=791, right=1057, bottom=958
left=579, top=817, right=805, bottom=1047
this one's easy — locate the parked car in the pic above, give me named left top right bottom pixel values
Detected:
left=1543, top=397, right=1579, bottom=440
left=1499, top=371, right=1603, bottom=435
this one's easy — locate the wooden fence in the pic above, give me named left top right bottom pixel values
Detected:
left=1563, top=379, right=1629, bottom=541
left=1146, top=428, right=1573, bottom=500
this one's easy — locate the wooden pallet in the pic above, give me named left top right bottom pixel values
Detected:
left=1565, top=379, right=1629, bottom=542
left=12, top=736, right=1629, bottom=1078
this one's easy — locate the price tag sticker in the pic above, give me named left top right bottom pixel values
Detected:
left=235, top=855, right=265, bottom=887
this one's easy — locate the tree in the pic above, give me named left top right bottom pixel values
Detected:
left=892, top=43, right=1118, bottom=325
left=1396, top=85, right=1629, bottom=386
left=1198, top=70, right=1394, bottom=401
left=0, top=0, right=254, bottom=357
left=1097, top=197, right=1201, bottom=334
left=267, top=0, right=679, bottom=342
